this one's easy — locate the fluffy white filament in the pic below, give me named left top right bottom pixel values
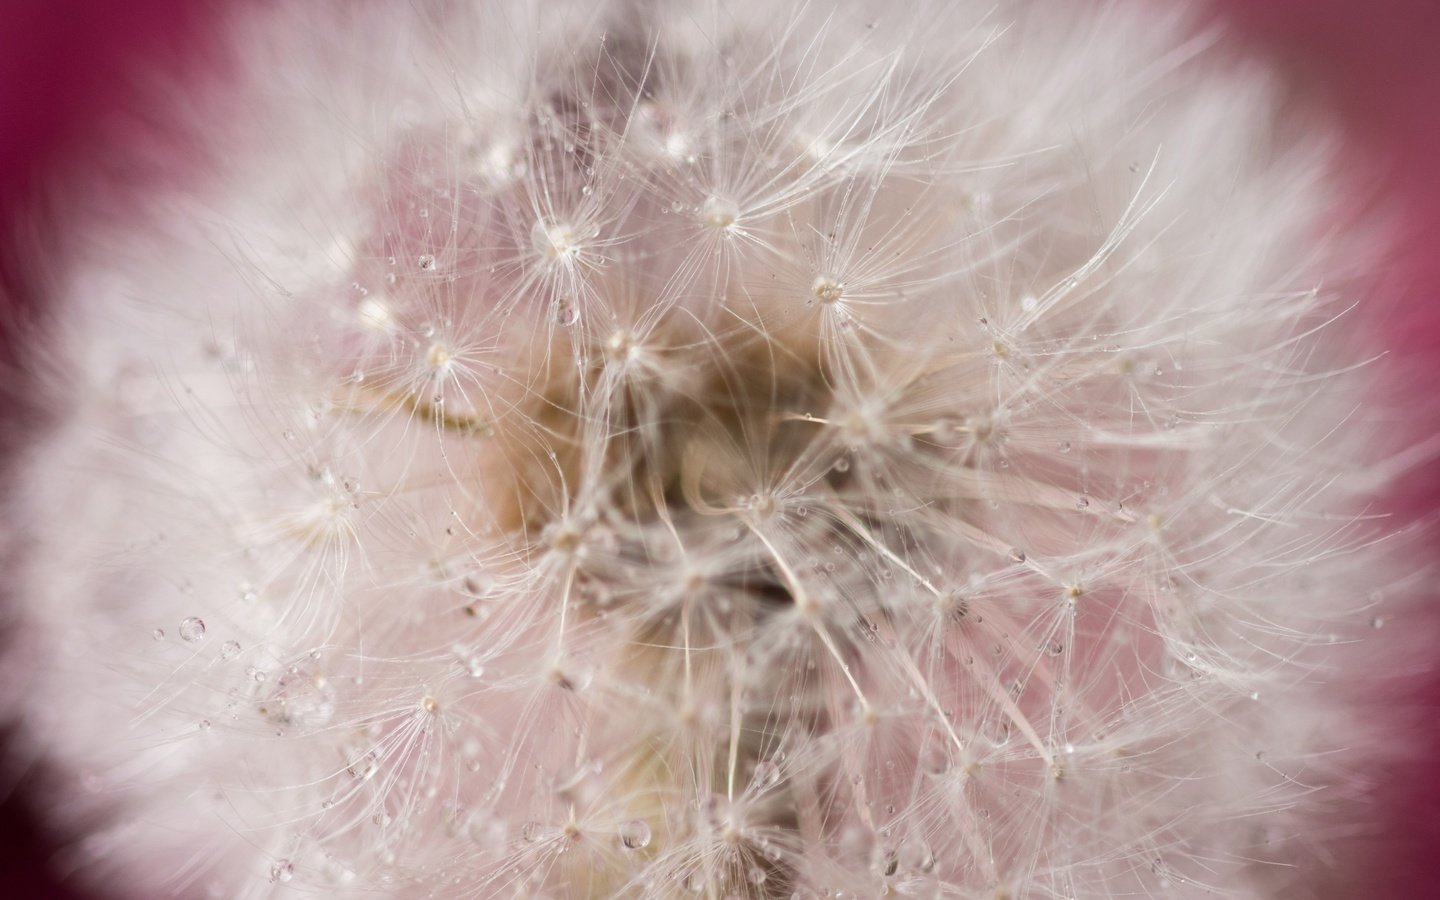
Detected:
left=1, top=1, right=1415, bottom=898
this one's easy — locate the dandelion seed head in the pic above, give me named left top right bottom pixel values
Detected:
left=1, top=1, right=1424, bottom=899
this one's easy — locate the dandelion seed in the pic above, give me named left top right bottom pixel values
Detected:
left=532, top=218, right=581, bottom=261
left=619, top=818, right=652, bottom=850
left=700, top=195, right=739, bottom=230
left=603, top=329, right=636, bottom=362
left=811, top=277, right=844, bottom=305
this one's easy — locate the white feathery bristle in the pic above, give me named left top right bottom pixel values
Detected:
left=1, top=1, right=1424, bottom=898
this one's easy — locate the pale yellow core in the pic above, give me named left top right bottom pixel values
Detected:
left=812, top=277, right=843, bottom=305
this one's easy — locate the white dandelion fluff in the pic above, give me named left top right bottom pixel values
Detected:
left=1, top=1, right=1427, bottom=898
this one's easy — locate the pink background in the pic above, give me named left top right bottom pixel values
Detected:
left=1, top=1, right=1437, bottom=897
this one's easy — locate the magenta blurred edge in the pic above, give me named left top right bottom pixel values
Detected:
left=1, top=3, right=237, bottom=899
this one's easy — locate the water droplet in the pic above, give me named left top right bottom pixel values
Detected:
left=876, top=848, right=900, bottom=877
left=1075, top=496, right=1089, bottom=510
left=549, top=663, right=593, bottom=693
left=262, top=669, right=336, bottom=730
left=832, top=456, right=851, bottom=474
left=417, top=253, right=437, bottom=271
left=178, top=617, right=206, bottom=642
left=461, top=572, right=495, bottom=599
left=1057, top=440, right=1072, bottom=453
left=1008, top=548, right=1027, bottom=564
left=346, top=749, right=378, bottom=780
left=269, top=860, right=294, bottom=884
left=901, top=839, right=936, bottom=874
left=554, top=300, right=580, bottom=326
left=197, top=719, right=211, bottom=730
left=521, top=821, right=544, bottom=843
left=753, top=759, right=781, bottom=787
left=1370, top=616, right=1385, bottom=629
left=151, top=628, right=165, bottom=641
left=682, top=869, right=707, bottom=893
left=220, top=640, right=241, bottom=660
left=619, top=818, right=652, bottom=850
left=920, top=740, right=951, bottom=777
